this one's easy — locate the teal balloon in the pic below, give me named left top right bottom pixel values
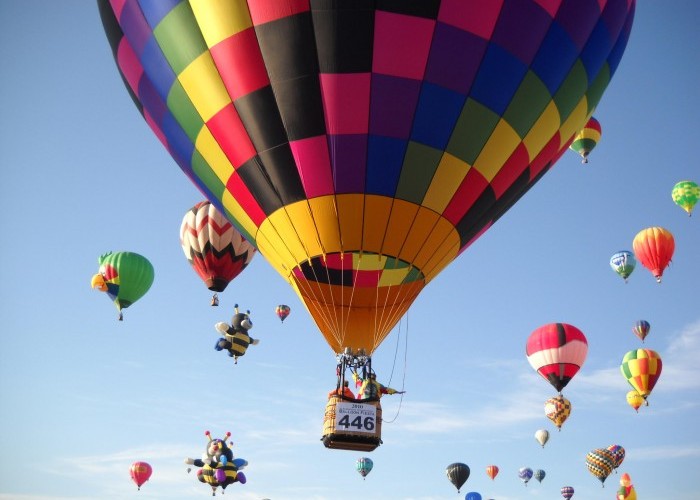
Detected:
left=610, top=250, right=636, bottom=282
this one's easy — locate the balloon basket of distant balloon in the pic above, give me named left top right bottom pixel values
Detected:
left=322, top=395, right=383, bottom=452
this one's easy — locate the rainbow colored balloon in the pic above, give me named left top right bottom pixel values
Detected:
left=99, top=0, right=636, bottom=355
left=621, top=349, right=663, bottom=401
left=569, top=116, right=601, bottom=163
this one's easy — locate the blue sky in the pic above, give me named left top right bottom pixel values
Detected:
left=1, top=2, right=698, bottom=499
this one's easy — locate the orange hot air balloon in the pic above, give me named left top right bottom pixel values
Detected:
left=485, top=465, right=499, bottom=481
left=130, top=461, right=152, bottom=490
left=632, top=227, right=675, bottom=283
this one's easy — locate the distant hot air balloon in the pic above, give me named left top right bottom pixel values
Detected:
left=91, top=251, right=154, bottom=320
left=626, top=390, right=645, bottom=412
left=99, top=0, right=637, bottom=361
left=180, top=201, right=256, bottom=306
left=526, top=323, right=588, bottom=393
left=621, top=349, right=663, bottom=402
left=535, top=429, right=550, bottom=448
left=545, top=395, right=571, bottom=430
left=276, top=304, right=291, bottom=322
left=561, top=486, right=575, bottom=499
left=610, top=251, right=636, bottom=283
left=671, top=180, right=699, bottom=216
left=130, top=461, right=152, bottom=490
left=465, top=493, right=482, bottom=500
left=632, top=320, right=650, bottom=343
left=356, top=457, right=373, bottom=479
left=534, top=469, right=546, bottom=483
left=485, top=465, right=499, bottom=481
left=446, top=463, right=470, bottom=493
left=617, top=472, right=637, bottom=500
left=518, top=467, right=533, bottom=486
left=569, top=116, right=601, bottom=163
left=607, top=444, right=625, bottom=471
left=632, top=227, right=675, bottom=283
left=585, top=447, right=616, bottom=486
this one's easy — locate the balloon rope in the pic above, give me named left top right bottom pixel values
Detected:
left=383, top=311, right=408, bottom=424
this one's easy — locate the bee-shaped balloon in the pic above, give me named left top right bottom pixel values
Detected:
left=184, top=431, right=248, bottom=495
left=214, top=304, right=259, bottom=364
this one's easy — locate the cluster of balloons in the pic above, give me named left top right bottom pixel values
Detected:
left=585, top=444, right=625, bottom=486
left=610, top=226, right=675, bottom=284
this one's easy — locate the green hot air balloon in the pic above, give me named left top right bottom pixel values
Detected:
left=91, top=251, right=154, bottom=320
left=671, top=180, right=699, bottom=216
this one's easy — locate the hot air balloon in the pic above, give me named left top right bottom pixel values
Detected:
left=535, top=429, right=550, bottom=448
left=561, top=486, right=575, bottom=499
left=610, top=251, right=636, bottom=283
left=446, top=463, right=470, bottom=493
left=276, top=304, right=291, bottom=322
left=465, top=493, right=482, bottom=500
left=626, top=389, right=645, bottom=412
left=545, top=395, right=571, bottom=430
left=617, top=473, right=637, bottom=500
left=632, top=227, right=675, bottom=283
left=99, top=0, right=636, bottom=358
left=130, top=461, right=152, bottom=490
left=632, top=320, right=650, bottom=343
left=180, top=201, right=256, bottom=306
left=671, top=180, right=699, bottom=216
left=534, top=469, right=546, bottom=483
left=569, top=116, right=601, bottom=163
left=621, top=349, right=662, bottom=402
left=91, top=251, right=154, bottom=320
left=184, top=431, right=248, bottom=496
left=526, top=323, right=588, bottom=393
left=518, top=467, right=533, bottom=486
left=607, top=444, right=625, bottom=471
left=356, top=457, right=373, bottom=479
left=485, top=465, right=499, bottom=481
left=585, top=447, right=616, bottom=486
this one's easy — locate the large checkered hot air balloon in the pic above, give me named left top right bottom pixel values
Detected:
left=585, top=447, right=616, bottom=486
left=526, top=323, right=588, bottom=393
left=180, top=201, right=256, bottom=305
left=98, top=0, right=636, bottom=357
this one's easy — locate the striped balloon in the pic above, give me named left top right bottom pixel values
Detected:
left=561, top=485, right=575, bottom=499
left=620, top=349, right=662, bottom=400
left=569, top=116, right=601, bottom=163
left=631, top=320, right=650, bottom=343
left=526, top=323, right=588, bottom=393
left=585, top=447, right=615, bottom=485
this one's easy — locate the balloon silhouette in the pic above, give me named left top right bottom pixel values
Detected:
left=446, top=462, right=470, bottom=493
left=534, top=429, right=549, bottom=448
left=485, top=465, right=499, bottom=481
left=569, top=116, right=601, bottom=163
left=99, top=0, right=636, bottom=355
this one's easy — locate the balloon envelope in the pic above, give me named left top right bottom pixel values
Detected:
left=356, top=457, right=373, bottom=478
left=621, top=349, right=662, bottom=399
left=446, top=463, right=470, bottom=493
left=585, top=448, right=615, bottom=485
left=561, top=486, right=575, bottom=499
left=130, top=461, right=152, bottom=489
left=535, top=429, right=550, bottom=447
left=534, top=469, right=546, bottom=483
left=632, top=320, right=650, bottom=342
left=569, top=116, right=601, bottom=163
left=518, top=467, right=533, bottom=485
left=276, top=304, right=291, bottom=322
left=99, top=0, right=636, bottom=355
left=180, top=201, right=256, bottom=294
left=91, top=251, right=154, bottom=315
left=465, top=493, right=482, bottom=500
left=607, top=444, right=625, bottom=470
left=626, top=389, right=645, bottom=412
left=545, top=395, right=571, bottom=430
left=526, top=323, right=588, bottom=393
left=485, top=465, right=499, bottom=480
left=632, top=227, right=675, bottom=283
left=610, top=251, right=636, bottom=282
left=671, top=180, right=699, bottom=216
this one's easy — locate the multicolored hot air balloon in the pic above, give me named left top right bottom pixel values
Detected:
left=607, top=444, right=625, bottom=471
left=485, top=465, right=499, bottom=481
left=98, top=0, right=637, bottom=359
left=356, top=457, right=373, bottom=479
left=632, top=320, right=650, bottom=343
left=535, top=429, right=550, bottom=448
left=534, top=469, right=546, bottom=483
left=180, top=201, right=256, bottom=306
left=626, top=389, right=645, bottom=412
left=617, top=473, right=637, bottom=500
left=561, top=485, right=575, bottom=499
left=275, top=304, right=291, bottom=322
left=671, top=180, right=699, bottom=216
left=526, top=323, right=588, bottom=393
left=91, top=251, right=154, bottom=320
left=621, top=349, right=663, bottom=402
left=610, top=251, right=636, bottom=283
left=130, top=461, right=152, bottom=490
left=632, top=227, right=675, bottom=283
left=518, top=467, right=533, bottom=486
left=586, top=447, right=616, bottom=486
left=569, top=116, right=601, bottom=163
left=446, top=463, right=470, bottom=493
left=545, top=395, right=571, bottom=430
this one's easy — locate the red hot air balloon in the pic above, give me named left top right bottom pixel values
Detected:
left=130, top=461, right=152, bottom=490
left=632, top=227, right=675, bottom=283
left=485, top=465, right=499, bottom=480
left=180, top=201, right=256, bottom=305
left=526, top=323, right=588, bottom=393
left=276, top=304, right=291, bottom=322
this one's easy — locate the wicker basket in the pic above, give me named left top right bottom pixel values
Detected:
left=321, top=395, right=382, bottom=452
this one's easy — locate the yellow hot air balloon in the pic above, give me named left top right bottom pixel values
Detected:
left=626, top=390, right=645, bottom=412
left=544, top=395, right=571, bottom=431
left=569, top=116, right=601, bottom=163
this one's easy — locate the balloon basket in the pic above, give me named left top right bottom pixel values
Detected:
left=321, top=395, right=382, bottom=452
